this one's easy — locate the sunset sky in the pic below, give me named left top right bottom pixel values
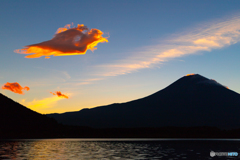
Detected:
left=1, top=1, right=240, bottom=114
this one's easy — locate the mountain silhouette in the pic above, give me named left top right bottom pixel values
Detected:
left=47, top=74, right=240, bottom=129
left=0, top=93, right=62, bottom=138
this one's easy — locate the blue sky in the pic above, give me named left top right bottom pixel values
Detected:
left=1, top=0, right=240, bottom=113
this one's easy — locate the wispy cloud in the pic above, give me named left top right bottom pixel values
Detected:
left=75, top=78, right=104, bottom=86
left=94, top=14, right=240, bottom=77
left=35, top=67, right=71, bottom=81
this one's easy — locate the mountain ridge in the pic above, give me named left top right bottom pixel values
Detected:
left=0, top=93, right=63, bottom=138
left=47, top=74, right=240, bottom=129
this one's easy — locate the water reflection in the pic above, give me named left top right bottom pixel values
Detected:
left=0, top=139, right=239, bottom=159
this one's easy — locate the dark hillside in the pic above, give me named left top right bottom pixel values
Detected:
left=0, top=93, right=61, bottom=138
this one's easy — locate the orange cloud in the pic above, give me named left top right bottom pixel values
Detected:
left=2, top=82, right=30, bottom=94
left=14, top=24, right=109, bottom=58
left=50, top=91, right=68, bottom=99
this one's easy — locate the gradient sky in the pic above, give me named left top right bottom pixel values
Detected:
left=1, top=0, right=240, bottom=114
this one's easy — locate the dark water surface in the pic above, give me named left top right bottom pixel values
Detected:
left=0, top=139, right=239, bottom=159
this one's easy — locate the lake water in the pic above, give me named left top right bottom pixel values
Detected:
left=0, top=139, right=239, bottom=159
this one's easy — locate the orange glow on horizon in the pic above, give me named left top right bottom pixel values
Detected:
left=2, top=82, right=30, bottom=94
left=185, top=73, right=195, bottom=76
left=14, top=23, right=109, bottom=58
left=50, top=91, right=68, bottom=99
left=25, top=96, right=62, bottom=112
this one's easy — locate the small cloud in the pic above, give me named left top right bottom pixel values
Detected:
left=50, top=91, right=68, bottom=99
left=2, top=82, right=30, bottom=94
left=15, top=23, right=109, bottom=58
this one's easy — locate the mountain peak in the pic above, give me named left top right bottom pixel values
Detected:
left=47, top=74, right=240, bottom=129
left=182, top=73, right=228, bottom=89
left=184, top=73, right=207, bottom=80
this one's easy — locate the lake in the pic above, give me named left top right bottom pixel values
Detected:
left=0, top=139, right=239, bottom=159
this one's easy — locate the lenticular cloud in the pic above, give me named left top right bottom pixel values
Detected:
left=50, top=91, right=68, bottom=99
left=15, top=24, right=109, bottom=59
left=2, top=82, right=30, bottom=94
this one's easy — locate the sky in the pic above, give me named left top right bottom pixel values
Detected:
left=1, top=0, right=240, bottom=114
